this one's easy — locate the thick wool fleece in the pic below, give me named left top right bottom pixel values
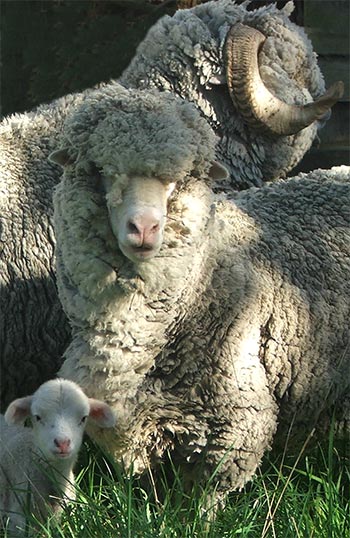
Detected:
left=0, top=95, right=84, bottom=409
left=0, top=1, right=332, bottom=409
left=54, top=84, right=350, bottom=495
left=54, top=86, right=218, bottom=412
left=58, top=83, right=217, bottom=183
left=121, top=0, right=326, bottom=189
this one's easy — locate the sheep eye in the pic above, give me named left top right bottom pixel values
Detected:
left=34, top=415, right=41, bottom=422
left=80, top=416, right=88, bottom=425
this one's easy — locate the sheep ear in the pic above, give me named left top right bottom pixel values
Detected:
left=88, top=399, right=116, bottom=428
left=49, top=148, right=74, bottom=167
left=5, top=396, right=33, bottom=425
left=208, top=161, right=230, bottom=181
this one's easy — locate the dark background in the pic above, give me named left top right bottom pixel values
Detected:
left=0, top=0, right=176, bottom=116
left=1, top=0, right=349, bottom=171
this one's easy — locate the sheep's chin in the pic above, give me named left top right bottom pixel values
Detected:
left=120, top=244, right=159, bottom=263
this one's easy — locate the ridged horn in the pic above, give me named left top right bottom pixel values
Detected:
left=224, top=23, right=344, bottom=136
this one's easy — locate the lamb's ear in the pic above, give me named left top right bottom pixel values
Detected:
left=208, top=161, right=230, bottom=181
left=5, top=396, right=33, bottom=425
left=49, top=148, right=74, bottom=167
left=88, top=399, right=116, bottom=428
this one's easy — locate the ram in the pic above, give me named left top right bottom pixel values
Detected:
left=121, top=0, right=343, bottom=188
left=0, top=0, right=342, bottom=409
left=0, top=378, right=115, bottom=536
left=51, top=84, right=350, bottom=503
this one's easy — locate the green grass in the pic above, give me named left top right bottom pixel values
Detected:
left=1, top=432, right=349, bottom=538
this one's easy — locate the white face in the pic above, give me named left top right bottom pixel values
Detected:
left=103, top=175, right=176, bottom=263
left=30, top=383, right=90, bottom=462
left=5, top=379, right=116, bottom=463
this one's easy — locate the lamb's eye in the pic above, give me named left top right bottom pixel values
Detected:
left=80, top=416, right=88, bottom=425
left=34, top=415, right=41, bottom=422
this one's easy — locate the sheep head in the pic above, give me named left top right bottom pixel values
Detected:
left=101, top=161, right=227, bottom=263
left=102, top=175, right=176, bottom=263
left=120, top=1, right=344, bottom=185
left=51, top=154, right=227, bottom=264
left=50, top=85, right=228, bottom=264
left=5, top=379, right=115, bottom=462
left=224, top=23, right=344, bottom=136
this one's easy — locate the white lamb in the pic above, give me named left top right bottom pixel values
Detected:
left=0, top=378, right=115, bottom=536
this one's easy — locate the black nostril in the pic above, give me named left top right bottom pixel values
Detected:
left=54, top=438, right=71, bottom=449
left=127, top=221, right=140, bottom=234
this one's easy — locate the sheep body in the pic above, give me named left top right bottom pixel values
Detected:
left=0, top=93, right=90, bottom=409
left=0, top=378, right=115, bottom=535
left=0, top=0, right=340, bottom=409
left=121, top=0, right=329, bottom=188
left=52, top=86, right=350, bottom=496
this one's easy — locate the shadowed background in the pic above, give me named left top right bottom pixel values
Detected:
left=1, top=0, right=348, bottom=171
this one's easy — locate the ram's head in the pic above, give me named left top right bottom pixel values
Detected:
left=224, top=23, right=343, bottom=136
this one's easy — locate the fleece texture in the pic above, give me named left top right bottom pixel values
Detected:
left=58, top=83, right=217, bottom=184
left=0, top=95, right=83, bottom=409
left=0, top=1, right=331, bottom=407
left=0, top=419, right=75, bottom=533
left=121, top=0, right=327, bottom=189
left=54, top=86, right=350, bottom=495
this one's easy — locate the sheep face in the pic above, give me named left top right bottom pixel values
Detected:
left=5, top=379, right=115, bottom=462
left=103, top=174, right=176, bottom=263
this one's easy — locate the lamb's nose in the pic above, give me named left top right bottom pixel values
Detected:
left=54, top=438, right=71, bottom=453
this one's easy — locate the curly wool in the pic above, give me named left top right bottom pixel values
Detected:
left=60, top=82, right=218, bottom=184
left=0, top=0, right=334, bottom=413
left=121, top=0, right=327, bottom=188
left=0, top=83, right=216, bottom=411
left=54, top=83, right=350, bottom=495
left=0, top=95, right=85, bottom=409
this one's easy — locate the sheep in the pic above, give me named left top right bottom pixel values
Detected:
left=0, top=92, right=87, bottom=410
left=0, top=378, right=115, bottom=536
left=50, top=84, right=350, bottom=502
left=0, top=0, right=343, bottom=410
left=121, top=0, right=343, bottom=189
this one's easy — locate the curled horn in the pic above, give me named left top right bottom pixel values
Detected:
left=224, top=23, right=344, bottom=136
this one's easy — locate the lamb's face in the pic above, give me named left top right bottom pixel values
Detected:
left=4, top=379, right=116, bottom=463
left=103, top=174, right=176, bottom=263
left=30, top=381, right=90, bottom=462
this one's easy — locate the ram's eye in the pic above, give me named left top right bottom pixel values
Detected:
left=80, top=416, right=88, bottom=425
left=34, top=415, right=41, bottom=422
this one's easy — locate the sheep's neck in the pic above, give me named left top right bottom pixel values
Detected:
left=61, top=182, right=217, bottom=415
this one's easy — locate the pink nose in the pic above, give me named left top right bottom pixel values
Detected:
left=127, top=215, right=160, bottom=247
left=54, top=438, right=71, bottom=453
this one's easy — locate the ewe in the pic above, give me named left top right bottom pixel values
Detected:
left=51, top=85, right=350, bottom=502
left=0, top=0, right=342, bottom=409
left=0, top=378, right=115, bottom=536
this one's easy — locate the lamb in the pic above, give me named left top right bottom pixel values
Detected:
left=120, top=0, right=343, bottom=189
left=0, top=378, right=115, bottom=536
left=0, top=0, right=342, bottom=410
left=50, top=85, right=350, bottom=502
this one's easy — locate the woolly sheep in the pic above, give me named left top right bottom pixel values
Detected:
left=121, top=0, right=343, bottom=189
left=0, top=0, right=342, bottom=410
left=0, top=93, right=87, bottom=409
left=51, top=86, right=350, bottom=502
left=0, top=378, right=115, bottom=536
